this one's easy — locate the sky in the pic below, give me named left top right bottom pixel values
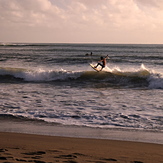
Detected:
left=0, top=0, right=163, bottom=44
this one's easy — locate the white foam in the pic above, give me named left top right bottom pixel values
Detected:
left=148, top=74, right=163, bottom=89
left=1, top=65, right=163, bottom=89
left=0, top=67, right=82, bottom=82
left=110, top=64, right=150, bottom=78
left=19, top=68, right=82, bottom=81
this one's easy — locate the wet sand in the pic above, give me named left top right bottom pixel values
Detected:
left=0, top=132, right=162, bottom=163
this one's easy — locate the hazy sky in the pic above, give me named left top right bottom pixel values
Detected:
left=0, top=0, right=163, bottom=44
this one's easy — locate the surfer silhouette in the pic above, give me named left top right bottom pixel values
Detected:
left=85, top=52, right=93, bottom=56
left=94, top=55, right=108, bottom=71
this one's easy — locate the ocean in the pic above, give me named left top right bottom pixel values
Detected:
left=0, top=43, right=163, bottom=144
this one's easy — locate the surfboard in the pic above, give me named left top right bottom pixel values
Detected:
left=90, top=64, right=100, bottom=72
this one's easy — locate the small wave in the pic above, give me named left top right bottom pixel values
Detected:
left=0, top=43, right=56, bottom=47
left=0, top=114, right=49, bottom=124
left=0, top=66, right=162, bottom=89
left=23, top=69, right=82, bottom=81
left=0, top=67, right=81, bottom=82
left=111, top=64, right=150, bottom=78
left=0, top=42, right=29, bottom=46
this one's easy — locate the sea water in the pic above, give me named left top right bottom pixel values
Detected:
left=0, top=43, right=162, bottom=143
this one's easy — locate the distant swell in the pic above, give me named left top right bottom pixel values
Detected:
left=0, top=66, right=163, bottom=89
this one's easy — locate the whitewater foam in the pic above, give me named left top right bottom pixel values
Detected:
left=0, top=67, right=82, bottom=82
left=111, top=64, right=150, bottom=77
left=0, top=65, right=162, bottom=89
left=148, top=74, right=163, bottom=89
left=23, top=68, right=83, bottom=81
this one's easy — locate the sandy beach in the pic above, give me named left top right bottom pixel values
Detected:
left=0, top=132, right=162, bottom=163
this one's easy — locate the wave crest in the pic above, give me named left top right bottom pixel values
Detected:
left=0, top=65, right=162, bottom=89
left=0, top=67, right=81, bottom=82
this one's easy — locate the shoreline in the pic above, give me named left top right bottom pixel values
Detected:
left=0, top=120, right=163, bottom=145
left=0, top=132, right=163, bottom=163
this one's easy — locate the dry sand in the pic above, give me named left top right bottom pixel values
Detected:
left=0, top=132, right=162, bottom=163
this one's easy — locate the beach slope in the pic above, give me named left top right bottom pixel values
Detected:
left=0, top=132, right=162, bottom=163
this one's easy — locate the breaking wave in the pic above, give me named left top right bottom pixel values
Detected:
left=0, top=65, right=162, bottom=89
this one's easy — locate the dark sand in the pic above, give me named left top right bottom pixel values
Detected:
left=0, top=132, right=162, bottom=163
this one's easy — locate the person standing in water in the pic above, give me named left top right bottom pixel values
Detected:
left=94, top=55, right=109, bottom=71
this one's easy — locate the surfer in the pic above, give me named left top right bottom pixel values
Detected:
left=94, top=55, right=108, bottom=71
left=85, top=52, right=93, bottom=56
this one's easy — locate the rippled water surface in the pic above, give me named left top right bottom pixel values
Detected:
left=0, top=43, right=163, bottom=132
